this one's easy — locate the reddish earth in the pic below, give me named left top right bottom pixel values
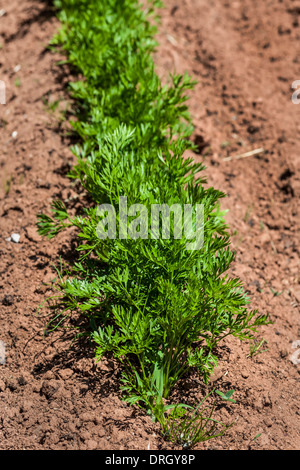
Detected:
left=0, top=0, right=299, bottom=450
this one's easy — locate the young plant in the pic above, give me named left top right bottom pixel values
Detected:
left=247, top=338, right=269, bottom=358
left=164, top=391, right=233, bottom=448
left=215, top=389, right=236, bottom=403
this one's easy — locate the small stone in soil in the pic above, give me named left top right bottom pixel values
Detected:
left=11, top=233, right=20, bottom=243
left=25, top=226, right=41, bottom=243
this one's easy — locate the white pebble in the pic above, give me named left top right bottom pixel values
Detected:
left=11, top=233, right=20, bottom=243
left=11, top=131, right=18, bottom=139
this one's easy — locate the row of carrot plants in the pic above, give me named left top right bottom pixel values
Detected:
left=37, top=0, right=269, bottom=447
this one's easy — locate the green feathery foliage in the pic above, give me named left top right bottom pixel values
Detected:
left=37, top=0, right=270, bottom=445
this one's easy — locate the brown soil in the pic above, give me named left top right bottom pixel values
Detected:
left=0, top=0, right=299, bottom=450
